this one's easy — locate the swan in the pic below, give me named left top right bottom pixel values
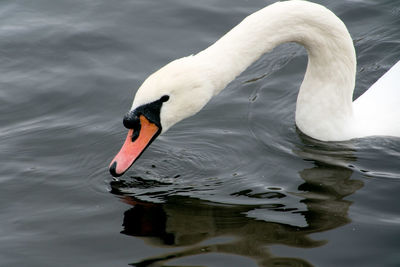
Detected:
left=109, top=0, right=400, bottom=177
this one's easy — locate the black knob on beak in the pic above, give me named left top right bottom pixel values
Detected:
left=123, top=111, right=140, bottom=129
left=123, top=111, right=141, bottom=142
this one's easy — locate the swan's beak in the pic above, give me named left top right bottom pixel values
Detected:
left=109, top=115, right=160, bottom=177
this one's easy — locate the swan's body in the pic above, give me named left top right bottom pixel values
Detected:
left=109, top=0, right=400, bottom=177
left=354, top=61, right=400, bottom=137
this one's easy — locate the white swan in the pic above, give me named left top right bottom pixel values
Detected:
left=109, top=0, right=400, bottom=177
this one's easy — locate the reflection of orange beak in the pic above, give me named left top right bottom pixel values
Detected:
left=109, top=115, right=160, bottom=177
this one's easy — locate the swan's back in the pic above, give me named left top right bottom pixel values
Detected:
left=353, top=60, right=400, bottom=137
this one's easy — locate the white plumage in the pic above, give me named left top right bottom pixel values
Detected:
left=130, top=0, right=400, bottom=141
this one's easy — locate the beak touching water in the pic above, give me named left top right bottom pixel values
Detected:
left=109, top=115, right=160, bottom=177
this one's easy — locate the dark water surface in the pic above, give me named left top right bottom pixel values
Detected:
left=1, top=0, right=400, bottom=266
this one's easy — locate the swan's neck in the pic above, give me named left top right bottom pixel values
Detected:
left=196, top=1, right=357, bottom=141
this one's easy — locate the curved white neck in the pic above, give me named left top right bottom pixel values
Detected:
left=196, top=1, right=357, bottom=141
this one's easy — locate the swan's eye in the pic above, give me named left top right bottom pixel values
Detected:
left=160, top=95, right=170, bottom=102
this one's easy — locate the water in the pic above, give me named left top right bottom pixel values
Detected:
left=1, top=0, right=400, bottom=266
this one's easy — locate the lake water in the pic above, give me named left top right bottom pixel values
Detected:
left=1, top=0, right=400, bottom=266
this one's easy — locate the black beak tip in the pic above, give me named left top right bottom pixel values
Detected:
left=109, top=161, right=123, bottom=177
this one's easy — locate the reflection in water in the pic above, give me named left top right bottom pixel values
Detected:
left=110, top=137, right=364, bottom=267
left=114, top=194, right=317, bottom=266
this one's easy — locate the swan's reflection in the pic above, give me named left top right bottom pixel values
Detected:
left=110, top=138, right=363, bottom=266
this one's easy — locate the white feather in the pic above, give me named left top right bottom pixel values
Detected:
left=354, top=60, right=400, bottom=137
left=130, top=0, right=400, bottom=141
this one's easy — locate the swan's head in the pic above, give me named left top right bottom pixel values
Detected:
left=109, top=56, right=214, bottom=177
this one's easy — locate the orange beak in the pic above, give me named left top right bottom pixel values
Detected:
left=109, top=115, right=160, bottom=177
